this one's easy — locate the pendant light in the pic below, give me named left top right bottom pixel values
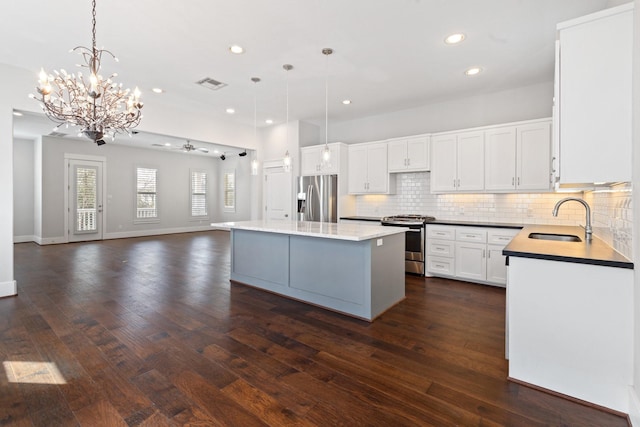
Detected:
left=282, top=64, right=293, bottom=172
left=321, top=48, right=333, bottom=168
left=250, top=77, right=260, bottom=176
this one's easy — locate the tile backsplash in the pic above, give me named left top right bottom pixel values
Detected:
left=355, top=172, right=633, bottom=259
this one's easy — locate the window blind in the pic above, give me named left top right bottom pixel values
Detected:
left=136, top=167, right=158, bottom=219
left=191, top=171, right=208, bottom=217
left=223, top=172, right=235, bottom=211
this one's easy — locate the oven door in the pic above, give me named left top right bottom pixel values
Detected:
left=404, top=226, right=425, bottom=275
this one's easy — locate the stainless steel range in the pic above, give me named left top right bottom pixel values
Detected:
left=381, top=214, right=436, bottom=275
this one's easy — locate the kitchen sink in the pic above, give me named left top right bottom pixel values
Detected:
left=528, top=232, right=582, bottom=242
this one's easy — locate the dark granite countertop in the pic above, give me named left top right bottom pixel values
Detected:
left=339, top=216, right=382, bottom=222
left=428, top=220, right=523, bottom=229
left=503, top=225, right=633, bottom=269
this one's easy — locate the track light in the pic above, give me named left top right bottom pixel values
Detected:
left=239, top=150, right=247, bottom=157
left=220, top=154, right=226, bottom=160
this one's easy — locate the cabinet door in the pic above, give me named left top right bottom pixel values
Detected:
left=320, top=144, right=340, bottom=175
left=348, top=145, right=369, bottom=194
left=559, top=6, right=632, bottom=183
left=456, top=131, right=485, bottom=191
left=366, top=143, right=389, bottom=193
left=387, top=139, right=408, bottom=172
left=517, top=122, right=551, bottom=191
left=406, top=136, right=429, bottom=171
left=455, top=242, right=486, bottom=281
left=430, top=135, right=457, bottom=192
left=486, top=244, right=508, bottom=286
left=300, top=146, right=322, bottom=175
left=484, top=127, right=516, bottom=191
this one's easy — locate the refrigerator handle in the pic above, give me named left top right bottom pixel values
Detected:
left=307, top=185, right=314, bottom=221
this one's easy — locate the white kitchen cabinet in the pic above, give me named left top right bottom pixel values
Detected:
left=484, top=121, right=551, bottom=191
left=431, top=131, right=484, bottom=193
left=348, top=141, right=395, bottom=194
left=557, top=4, right=633, bottom=184
left=508, top=257, right=633, bottom=412
left=300, top=142, right=346, bottom=176
left=426, top=225, right=518, bottom=287
left=387, top=135, right=430, bottom=172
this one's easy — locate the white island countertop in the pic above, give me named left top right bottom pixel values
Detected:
left=211, top=220, right=406, bottom=241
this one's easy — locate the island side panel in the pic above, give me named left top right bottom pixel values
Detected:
left=370, top=232, right=405, bottom=319
left=231, top=229, right=290, bottom=289
left=289, top=235, right=371, bottom=319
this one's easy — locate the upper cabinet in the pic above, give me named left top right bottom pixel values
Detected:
left=387, top=135, right=430, bottom=172
left=348, top=141, right=396, bottom=194
left=556, top=4, right=633, bottom=184
left=484, top=120, right=551, bottom=191
left=300, top=142, right=346, bottom=176
left=431, top=131, right=484, bottom=193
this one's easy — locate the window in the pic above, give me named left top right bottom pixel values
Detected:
left=223, top=171, right=235, bottom=212
left=136, top=167, right=158, bottom=220
left=190, top=170, right=208, bottom=217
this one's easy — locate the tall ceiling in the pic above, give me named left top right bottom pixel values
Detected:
left=3, top=0, right=624, bottom=146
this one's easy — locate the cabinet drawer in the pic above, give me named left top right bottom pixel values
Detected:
left=487, top=228, right=520, bottom=246
left=455, top=228, right=487, bottom=243
left=427, top=226, right=455, bottom=240
left=426, top=256, right=455, bottom=276
left=427, top=239, right=454, bottom=257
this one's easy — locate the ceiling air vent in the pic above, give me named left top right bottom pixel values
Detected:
left=196, top=77, right=228, bottom=91
left=48, top=131, right=68, bottom=137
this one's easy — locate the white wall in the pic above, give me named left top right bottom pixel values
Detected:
left=630, top=0, right=640, bottom=424
left=32, top=135, right=254, bottom=242
left=215, top=153, right=254, bottom=222
left=325, top=81, right=553, bottom=143
left=13, top=138, right=34, bottom=241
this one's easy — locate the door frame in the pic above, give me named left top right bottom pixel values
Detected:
left=63, top=153, right=107, bottom=243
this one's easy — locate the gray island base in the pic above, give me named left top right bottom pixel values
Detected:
left=217, top=220, right=407, bottom=322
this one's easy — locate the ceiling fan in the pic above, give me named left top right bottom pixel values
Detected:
left=152, top=140, right=209, bottom=153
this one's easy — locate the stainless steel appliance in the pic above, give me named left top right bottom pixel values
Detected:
left=381, top=214, right=436, bottom=275
left=297, top=175, right=338, bottom=223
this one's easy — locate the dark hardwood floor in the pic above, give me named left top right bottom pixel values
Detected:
left=2, top=231, right=629, bottom=426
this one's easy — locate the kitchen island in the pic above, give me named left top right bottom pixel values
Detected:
left=212, top=220, right=407, bottom=321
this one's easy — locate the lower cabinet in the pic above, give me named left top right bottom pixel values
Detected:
left=426, top=224, right=520, bottom=287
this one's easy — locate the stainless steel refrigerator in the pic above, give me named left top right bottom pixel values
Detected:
left=297, top=175, right=338, bottom=223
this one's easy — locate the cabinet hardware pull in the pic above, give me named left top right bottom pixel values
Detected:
left=512, top=177, right=515, bottom=186
left=483, top=249, right=486, bottom=258
left=517, top=177, right=520, bottom=186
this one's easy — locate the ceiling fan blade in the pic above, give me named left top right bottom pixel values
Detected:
left=197, top=147, right=209, bottom=153
left=151, top=143, right=164, bottom=147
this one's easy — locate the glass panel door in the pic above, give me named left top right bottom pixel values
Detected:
left=68, top=159, right=103, bottom=242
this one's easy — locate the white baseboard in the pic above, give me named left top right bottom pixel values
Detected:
left=13, top=235, right=36, bottom=243
left=630, top=387, right=640, bottom=426
left=0, top=280, right=17, bottom=298
left=33, top=236, right=66, bottom=245
left=104, top=225, right=214, bottom=240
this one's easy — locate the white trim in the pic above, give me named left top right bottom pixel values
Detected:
left=13, top=235, right=36, bottom=243
left=104, top=225, right=214, bottom=240
left=630, top=387, right=640, bottom=427
left=33, top=236, right=66, bottom=245
left=0, top=280, right=17, bottom=298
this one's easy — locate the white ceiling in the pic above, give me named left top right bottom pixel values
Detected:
left=4, top=0, right=625, bottom=148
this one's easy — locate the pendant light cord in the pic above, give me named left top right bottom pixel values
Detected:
left=325, top=52, right=329, bottom=148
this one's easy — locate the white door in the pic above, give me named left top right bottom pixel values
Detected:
left=264, top=167, right=292, bottom=221
left=68, top=159, right=103, bottom=242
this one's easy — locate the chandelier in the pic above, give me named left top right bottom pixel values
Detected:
left=32, top=0, right=142, bottom=146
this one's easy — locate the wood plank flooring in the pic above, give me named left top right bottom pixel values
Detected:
left=2, top=231, right=629, bottom=426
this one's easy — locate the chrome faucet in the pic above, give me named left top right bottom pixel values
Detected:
left=552, top=197, right=592, bottom=241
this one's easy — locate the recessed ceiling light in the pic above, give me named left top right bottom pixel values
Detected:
left=151, top=88, right=164, bottom=94
left=12, top=111, right=23, bottom=116
left=465, top=67, right=482, bottom=76
left=164, top=143, right=171, bottom=147
left=213, top=149, right=219, bottom=154
left=226, top=108, right=235, bottom=114
left=342, top=99, right=352, bottom=105
left=445, top=33, right=465, bottom=45
left=229, top=45, right=244, bottom=54
left=265, top=119, right=273, bottom=124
